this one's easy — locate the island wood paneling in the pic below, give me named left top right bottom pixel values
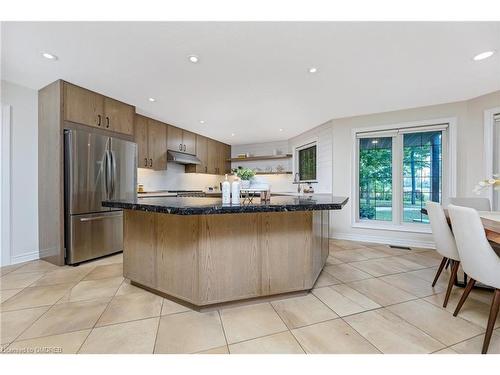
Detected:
left=260, top=212, right=311, bottom=294
left=198, top=213, right=261, bottom=304
left=156, top=214, right=200, bottom=304
left=122, top=209, right=329, bottom=307
left=123, top=210, right=157, bottom=287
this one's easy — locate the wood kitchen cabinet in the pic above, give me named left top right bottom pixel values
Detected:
left=167, top=125, right=196, bottom=155
left=63, top=82, right=134, bottom=136
left=135, top=115, right=150, bottom=168
left=207, top=138, right=218, bottom=174
left=183, top=130, right=196, bottom=155
left=221, top=143, right=231, bottom=174
left=64, top=83, right=104, bottom=128
left=204, top=139, right=231, bottom=175
left=186, top=134, right=208, bottom=174
left=134, top=114, right=167, bottom=170
left=103, top=97, right=134, bottom=135
left=167, top=125, right=183, bottom=152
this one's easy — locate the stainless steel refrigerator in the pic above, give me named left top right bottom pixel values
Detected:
left=64, top=128, right=137, bottom=265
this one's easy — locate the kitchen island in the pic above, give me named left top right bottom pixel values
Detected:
left=103, top=195, right=348, bottom=308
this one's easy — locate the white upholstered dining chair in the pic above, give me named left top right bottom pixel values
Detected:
left=449, top=197, right=491, bottom=211
left=448, top=204, right=500, bottom=354
left=426, top=201, right=461, bottom=307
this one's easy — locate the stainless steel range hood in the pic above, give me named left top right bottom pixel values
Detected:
left=167, top=150, right=201, bottom=165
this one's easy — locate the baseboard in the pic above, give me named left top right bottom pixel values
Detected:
left=10, top=250, right=40, bottom=265
left=330, top=232, right=436, bottom=249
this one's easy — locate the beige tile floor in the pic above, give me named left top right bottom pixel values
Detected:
left=1, top=240, right=499, bottom=354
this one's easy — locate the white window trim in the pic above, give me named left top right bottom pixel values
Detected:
left=351, top=117, right=457, bottom=234
left=484, top=106, right=500, bottom=207
left=293, top=138, right=319, bottom=183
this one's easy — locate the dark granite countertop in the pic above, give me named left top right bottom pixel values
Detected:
left=102, top=194, right=349, bottom=215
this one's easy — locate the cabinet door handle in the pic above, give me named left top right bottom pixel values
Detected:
left=179, top=144, right=182, bottom=151
left=97, top=114, right=101, bottom=126
left=205, top=166, right=207, bottom=173
left=106, top=116, right=110, bottom=128
left=183, top=144, right=186, bottom=152
left=149, top=158, right=153, bottom=167
left=144, top=158, right=148, bottom=167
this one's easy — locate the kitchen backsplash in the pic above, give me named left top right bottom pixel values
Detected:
left=137, top=163, right=226, bottom=192
left=138, top=162, right=295, bottom=193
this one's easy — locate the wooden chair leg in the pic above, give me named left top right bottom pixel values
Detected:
left=432, top=257, right=448, bottom=287
left=482, top=289, right=500, bottom=354
left=443, top=260, right=460, bottom=308
left=445, top=258, right=451, bottom=270
left=453, top=278, right=476, bottom=316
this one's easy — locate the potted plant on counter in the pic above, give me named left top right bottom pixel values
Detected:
left=233, top=167, right=255, bottom=188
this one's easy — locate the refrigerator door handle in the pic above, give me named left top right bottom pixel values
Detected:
left=105, top=150, right=112, bottom=200
left=110, top=150, right=117, bottom=199
left=80, top=215, right=111, bottom=222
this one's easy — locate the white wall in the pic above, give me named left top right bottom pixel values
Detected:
left=289, top=90, right=500, bottom=248
left=1, top=80, right=39, bottom=265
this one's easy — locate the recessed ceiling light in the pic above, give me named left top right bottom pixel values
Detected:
left=41, top=52, right=58, bottom=60
left=231, top=133, right=235, bottom=137
left=199, top=120, right=205, bottom=124
left=473, top=51, right=495, bottom=61
left=279, top=128, right=283, bottom=132
left=148, top=98, right=156, bottom=102
left=188, top=55, right=199, bottom=63
left=308, top=67, right=318, bottom=73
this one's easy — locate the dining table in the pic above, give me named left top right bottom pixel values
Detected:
left=421, top=208, right=500, bottom=287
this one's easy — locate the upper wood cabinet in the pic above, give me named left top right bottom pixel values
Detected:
left=167, top=125, right=183, bottom=152
left=202, top=139, right=231, bottom=175
left=135, top=115, right=150, bottom=168
left=167, top=125, right=196, bottom=155
left=222, top=143, right=231, bottom=174
left=103, top=97, right=134, bottom=135
left=134, top=114, right=167, bottom=170
left=186, top=134, right=208, bottom=174
left=63, top=82, right=134, bottom=136
left=217, top=143, right=231, bottom=175
left=64, top=83, right=103, bottom=128
left=207, top=138, right=218, bottom=174
left=183, top=130, right=196, bottom=155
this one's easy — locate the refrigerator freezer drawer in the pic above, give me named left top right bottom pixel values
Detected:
left=67, top=211, right=123, bottom=264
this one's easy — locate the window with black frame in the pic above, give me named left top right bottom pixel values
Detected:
left=298, top=144, right=317, bottom=181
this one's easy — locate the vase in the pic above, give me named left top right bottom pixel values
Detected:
left=240, top=180, right=251, bottom=189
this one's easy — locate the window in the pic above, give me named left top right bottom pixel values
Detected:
left=402, top=131, right=442, bottom=223
left=296, top=143, right=317, bottom=181
left=355, top=122, right=450, bottom=229
left=359, top=137, right=393, bottom=221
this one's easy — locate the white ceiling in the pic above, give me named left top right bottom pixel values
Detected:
left=2, top=22, right=500, bottom=145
